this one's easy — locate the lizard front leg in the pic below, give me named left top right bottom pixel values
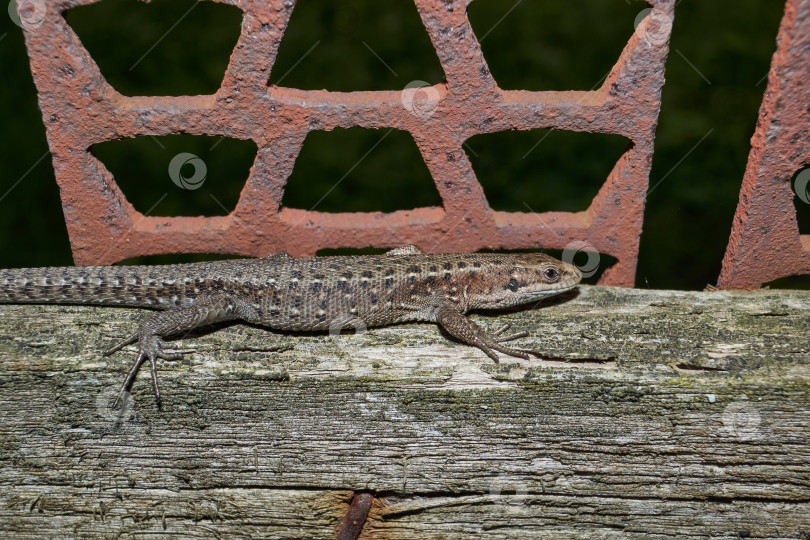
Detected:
left=104, top=293, right=258, bottom=406
left=435, top=304, right=531, bottom=362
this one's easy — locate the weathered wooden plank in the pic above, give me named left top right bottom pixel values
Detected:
left=0, top=286, right=808, bottom=538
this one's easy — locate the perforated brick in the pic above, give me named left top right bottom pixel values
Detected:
left=717, top=0, right=810, bottom=289
left=18, top=0, right=674, bottom=286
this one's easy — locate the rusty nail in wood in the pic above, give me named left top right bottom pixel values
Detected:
left=336, top=492, right=374, bottom=540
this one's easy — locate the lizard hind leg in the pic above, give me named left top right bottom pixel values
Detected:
left=112, top=335, right=184, bottom=408
left=107, top=293, right=256, bottom=407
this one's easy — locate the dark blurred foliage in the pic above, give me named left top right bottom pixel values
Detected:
left=1, top=0, right=803, bottom=289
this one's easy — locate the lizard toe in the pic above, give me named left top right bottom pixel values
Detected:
left=489, top=342, right=531, bottom=360
left=103, top=333, right=138, bottom=357
left=494, top=331, right=528, bottom=343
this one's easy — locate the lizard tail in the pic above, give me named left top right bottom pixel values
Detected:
left=0, top=265, right=188, bottom=308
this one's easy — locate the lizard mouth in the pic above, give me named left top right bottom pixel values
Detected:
left=527, top=283, right=577, bottom=300
left=522, top=280, right=580, bottom=300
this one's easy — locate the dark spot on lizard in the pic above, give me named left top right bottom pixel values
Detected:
left=473, top=262, right=481, bottom=268
left=311, top=282, right=322, bottom=293
left=360, top=281, right=369, bottom=289
left=407, top=265, right=421, bottom=274
left=361, top=270, right=374, bottom=278
left=294, top=296, right=303, bottom=308
left=314, top=274, right=325, bottom=280
left=457, top=262, right=466, bottom=269
left=269, top=309, right=281, bottom=316
left=288, top=281, right=299, bottom=290
left=341, top=271, right=353, bottom=279
left=329, top=263, right=340, bottom=270
left=443, top=273, right=452, bottom=281
left=408, top=275, right=416, bottom=284
left=336, top=281, right=351, bottom=293
left=426, top=275, right=436, bottom=283
left=369, top=292, right=378, bottom=304
left=291, top=270, right=303, bottom=279
left=384, top=278, right=394, bottom=289
left=384, top=269, right=395, bottom=277
left=317, top=313, right=327, bottom=321
left=319, top=299, right=328, bottom=309
left=429, top=265, right=437, bottom=273
left=443, top=263, right=453, bottom=270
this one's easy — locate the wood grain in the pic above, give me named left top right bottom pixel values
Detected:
left=0, top=285, right=808, bottom=538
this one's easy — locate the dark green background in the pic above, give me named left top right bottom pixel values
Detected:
left=1, top=0, right=805, bottom=289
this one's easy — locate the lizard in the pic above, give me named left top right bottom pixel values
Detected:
left=0, top=245, right=582, bottom=405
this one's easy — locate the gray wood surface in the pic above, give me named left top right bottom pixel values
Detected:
left=0, top=285, right=808, bottom=539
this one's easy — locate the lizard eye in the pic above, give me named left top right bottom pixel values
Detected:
left=543, top=268, right=559, bottom=282
left=507, top=278, right=520, bottom=291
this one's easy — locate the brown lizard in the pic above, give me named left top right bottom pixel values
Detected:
left=0, top=245, right=581, bottom=405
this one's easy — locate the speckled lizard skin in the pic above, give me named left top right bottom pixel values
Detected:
left=0, top=245, right=581, bottom=405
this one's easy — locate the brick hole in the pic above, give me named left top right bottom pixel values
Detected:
left=91, top=135, right=256, bottom=217
left=464, top=130, right=630, bottom=213
left=482, top=248, right=617, bottom=286
left=281, top=128, right=442, bottom=213
left=65, top=0, right=242, bottom=96
left=765, top=274, right=810, bottom=290
left=117, top=253, right=250, bottom=266
left=316, top=248, right=388, bottom=256
left=767, top=166, right=810, bottom=289
left=268, top=0, right=444, bottom=91
left=791, top=166, right=810, bottom=235
left=467, top=0, right=643, bottom=91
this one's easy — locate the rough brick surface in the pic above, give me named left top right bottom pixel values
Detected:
left=19, top=0, right=674, bottom=286
left=718, top=0, right=810, bottom=289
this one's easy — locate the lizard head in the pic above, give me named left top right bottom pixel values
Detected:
left=468, top=253, right=582, bottom=309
